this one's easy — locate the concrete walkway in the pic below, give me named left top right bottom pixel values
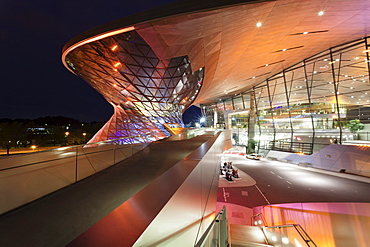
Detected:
left=0, top=132, right=217, bottom=247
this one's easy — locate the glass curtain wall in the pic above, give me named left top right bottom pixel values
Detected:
left=201, top=37, right=370, bottom=154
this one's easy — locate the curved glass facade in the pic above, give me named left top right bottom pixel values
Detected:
left=65, top=30, right=204, bottom=144
left=202, top=37, right=370, bottom=154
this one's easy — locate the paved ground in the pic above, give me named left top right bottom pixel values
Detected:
left=0, top=146, right=62, bottom=156
left=0, top=132, right=217, bottom=247
left=218, top=155, right=370, bottom=208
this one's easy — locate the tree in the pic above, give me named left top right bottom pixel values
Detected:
left=347, top=119, right=364, bottom=140
left=247, top=139, right=257, bottom=154
left=347, top=119, right=364, bottom=133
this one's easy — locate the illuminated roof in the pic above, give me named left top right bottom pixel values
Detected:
left=63, top=0, right=370, bottom=104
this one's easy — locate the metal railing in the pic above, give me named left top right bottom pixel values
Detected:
left=0, top=132, right=157, bottom=173
left=194, top=206, right=229, bottom=247
left=0, top=130, right=205, bottom=214
left=252, top=213, right=317, bottom=247
left=251, top=213, right=268, bottom=227
left=259, top=141, right=314, bottom=155
left=264, top=224, right=317, bottom=247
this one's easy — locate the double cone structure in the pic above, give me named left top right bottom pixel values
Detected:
left=64, top=30, right=203, bottom=144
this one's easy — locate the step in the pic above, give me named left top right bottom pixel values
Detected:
left=231, top=241, right=273, bottom=247
left=230, top=224, right=269, bottom=246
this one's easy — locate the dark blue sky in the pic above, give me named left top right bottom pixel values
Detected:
left=0, top=0, right=196, bottom=123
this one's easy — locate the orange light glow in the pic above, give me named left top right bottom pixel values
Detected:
left=356, top=144, right=370, bottom=148
left=209, top=212, right=216, bottom=222
left=62, top=26, right=135, bottom=73
left=111, top=45, right=118, bottom=51
left=114, top=62, right=121, bottom=68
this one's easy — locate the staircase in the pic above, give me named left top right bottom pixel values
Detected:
left=194, top=208, right=316, bottom=247
left=230, top=224, right=273, bottom=247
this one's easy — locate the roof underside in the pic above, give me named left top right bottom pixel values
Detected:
left=63, top=0, right=370, bottom=104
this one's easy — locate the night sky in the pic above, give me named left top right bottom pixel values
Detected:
left=0, top=0, right=203, bottom=123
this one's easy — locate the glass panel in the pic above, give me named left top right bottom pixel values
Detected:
left=202, top=37, right=370, bottom=153
left=233, top=96, right=244, bottom=110
left=224, top=99, right=233, bottom=111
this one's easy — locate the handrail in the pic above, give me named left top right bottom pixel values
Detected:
left=251, top=212, right=317, bottom=247
left=266, top=224, right=317, bottom=247
left=0, top=129, right=208, bottom=214
left=293, top=224, right=317, bottom=247
left=251, top=212, right=268, bottom=227
left=194, top=206, right=229, bottom=247
left=0, top=132, right=155, bottom=172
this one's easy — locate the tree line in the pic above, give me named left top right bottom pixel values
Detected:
left=0, top=116, right=104, bottom=149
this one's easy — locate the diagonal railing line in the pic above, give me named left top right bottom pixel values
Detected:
left=0, top=132, right=154, bottom=172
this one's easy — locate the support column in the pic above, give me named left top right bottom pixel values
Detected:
left=213, top=107, right=218, bottom=129
left=330, top=49, right=343, bottom=144
left=248, top=92, right=256, bottom=153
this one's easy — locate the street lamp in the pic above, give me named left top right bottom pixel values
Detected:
left=65, top=132, right=70, bottom=137
left=31, top=145, right=37, bottom=152
left=83, top=132, right=87, bottom=143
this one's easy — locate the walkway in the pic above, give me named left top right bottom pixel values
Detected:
left=0, top=132, right=217, bottom=247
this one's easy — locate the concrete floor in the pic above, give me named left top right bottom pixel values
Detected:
left=0, top=133, right=217, bottom=247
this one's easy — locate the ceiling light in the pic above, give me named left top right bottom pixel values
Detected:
left=303, top=32, right=309, bottom=34
left=318, top=11, right=324, bottom=16
left=363, top=50, right=370, bottom=53
left=282, top=237, right=289, bottom=244
left=256, top=22, right=262, bottom=27
left=111, top=45, right=118, bottom=51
